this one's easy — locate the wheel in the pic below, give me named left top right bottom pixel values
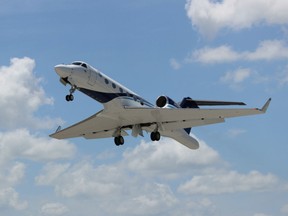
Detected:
left=118, top=136, right=124, bottom=145
left=65, top=94, right=74, bottom=101
left=114, top=136, right=124, bottom=146
left=151, top=132, right=161, bottom=141
left=150, top=132, right=155, bottom=141
left=69, top=94, right=74, bottom=101
left=154, top=131, right=160, bottom=141
left=114, top=137, right=120, bottom=146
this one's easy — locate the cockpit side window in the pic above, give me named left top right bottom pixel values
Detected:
left=72, top=62, right=88, bottom=68
left=72, top=62, right=82, bottom=66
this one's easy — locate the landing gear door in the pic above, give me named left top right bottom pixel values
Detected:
left=88, top=70, right=97, bottom=86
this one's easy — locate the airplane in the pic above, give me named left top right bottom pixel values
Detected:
left=50, top=61, right=271, bottom=149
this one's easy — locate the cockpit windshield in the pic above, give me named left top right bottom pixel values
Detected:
left=72, top=61, right=87, bottom=68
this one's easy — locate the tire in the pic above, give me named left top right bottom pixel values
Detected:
left=114, top=136, right=124, bottom=146
left=151, top=132, right=160, bottom=141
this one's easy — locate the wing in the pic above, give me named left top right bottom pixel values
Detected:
left=50, top=98, right=271, bottom=140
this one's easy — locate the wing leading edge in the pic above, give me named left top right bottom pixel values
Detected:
left=50, top=98, right=271, bottom=148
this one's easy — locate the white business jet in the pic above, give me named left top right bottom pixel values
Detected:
left=50, top=61, right=271, bottom=149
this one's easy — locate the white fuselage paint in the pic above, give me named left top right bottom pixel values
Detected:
left=55, top=61, right=153, bottom=110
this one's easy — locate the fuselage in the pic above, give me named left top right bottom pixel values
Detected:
left=54, top=61, right=154, bottom=110
left=53, top=61, right=199, bottom=147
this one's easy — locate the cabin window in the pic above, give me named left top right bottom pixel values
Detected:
left=112, top=83, right=116, bottom=89
left=119, top=88, right=123, bottom=93
left=105, top=78, right=109, bottom=84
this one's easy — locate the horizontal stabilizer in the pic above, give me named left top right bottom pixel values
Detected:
left=180, top=97, right=246, bottom=108
left=193, top=100, right=246, bottom=106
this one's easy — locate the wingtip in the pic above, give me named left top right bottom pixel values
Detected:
left=260, top=98, right=272, bottom=113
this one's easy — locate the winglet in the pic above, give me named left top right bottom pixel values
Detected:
left=260, top=98, right=271, bottom=113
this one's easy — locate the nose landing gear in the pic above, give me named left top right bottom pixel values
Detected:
left=66, top=94, right=74, bottom=101
left=66, top=85, right=77, bottom=102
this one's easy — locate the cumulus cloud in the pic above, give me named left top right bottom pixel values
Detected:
left=41, top=202, right=69, bottom=215
left=0, top=57, right=62, bottom=129
left=0, top=187, right=28, bottom=210
left=186, top=0, right=288, bottom=37
left=220, top=68, right=252, bottom=88
left=281, top=203, right=288, bottom=214
left=178, top=170, right=278, bottom=195
left=170, top=58, right=182, bottom=70
left=0, top=129, right=75, bottom=164
left=188, top=45, right=241, bottom=63
left=190, top=40, right=288, bottom=63
left=123, top=137, right=222, bottom=178
left=227, top=128, right=247, bottom=138
left=34, top=138, right=222, bottom=214
left=0, top=162, right=26, bottom=210
left=33, top=136, right=288, bottom=215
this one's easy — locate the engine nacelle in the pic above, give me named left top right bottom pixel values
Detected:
left=156, top=95, right=180, bottom=108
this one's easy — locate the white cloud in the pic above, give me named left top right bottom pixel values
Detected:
left=41, top=202, right=69, bottom=215
left=178, top=170, right=278, bottom=195
left=34, top=138, right=222, bottom=214
left=186, top=0, right=288, bottom=37
left=123, top=137, right=222, bottom=178
left=220, top=68, right=252, bottom=89
left=246, top=40, right=288, bottom=61
left=35, top=163, right=70, bottom=186
left=0, top=129, right=75, bottom=164
left=278, top=66, right=288, bottom=86
left=254, top=213, right=271, bottom=216
left=36, top=161, right=123, bottom=198
left=281, top=203, right=288, bottom=214
left=0, top=57, right=62, bottom=129
left=220, top=68, right=251, bottom=85
left=0, top=187, right=28, bottom=210
left=227, top=128, right=247, bottom=138
left=0, top=162, right=27, bottom=211
left=191, top=40, right=288, bottom=64
left=0, top=162, right=25, bottom=187
left=188, top=45, right=241, bottom=63
left=170, top=58, right=182, bottom=70
left=33, top=136, right=288, bottom=216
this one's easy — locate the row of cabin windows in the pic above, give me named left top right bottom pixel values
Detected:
left=72, top=62, right=135, bottom=99
left=103, top=77, right=124, bottom=94
left=100, top=73, right=140, bottom=102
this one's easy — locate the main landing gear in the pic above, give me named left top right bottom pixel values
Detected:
left=114, top=136, right=124, bottom=146
left=114, top=131, right=161, bottom=146
left=150, top=131, right=161, bottom=141
left=66, top=85, right=77, bottom=102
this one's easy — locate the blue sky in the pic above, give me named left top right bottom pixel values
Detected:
left=0, top=0, right=288, bottom=215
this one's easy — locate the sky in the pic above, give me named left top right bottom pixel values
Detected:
left=0, top=0, right=288, bottom=215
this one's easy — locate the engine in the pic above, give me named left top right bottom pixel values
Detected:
left=156, top=95, right=180, bottom=108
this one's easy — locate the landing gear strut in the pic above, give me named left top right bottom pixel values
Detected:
left=66, top=85, right=77, bottom=102
left=150, top=131, right=161, bottom=141
left=114, top=136, right=124, bottom=146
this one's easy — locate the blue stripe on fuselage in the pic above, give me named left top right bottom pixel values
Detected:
left=79, top=88, right=154, bottom=107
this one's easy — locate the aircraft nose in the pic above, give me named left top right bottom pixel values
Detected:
left=54, top=64, right=71, bottom=77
